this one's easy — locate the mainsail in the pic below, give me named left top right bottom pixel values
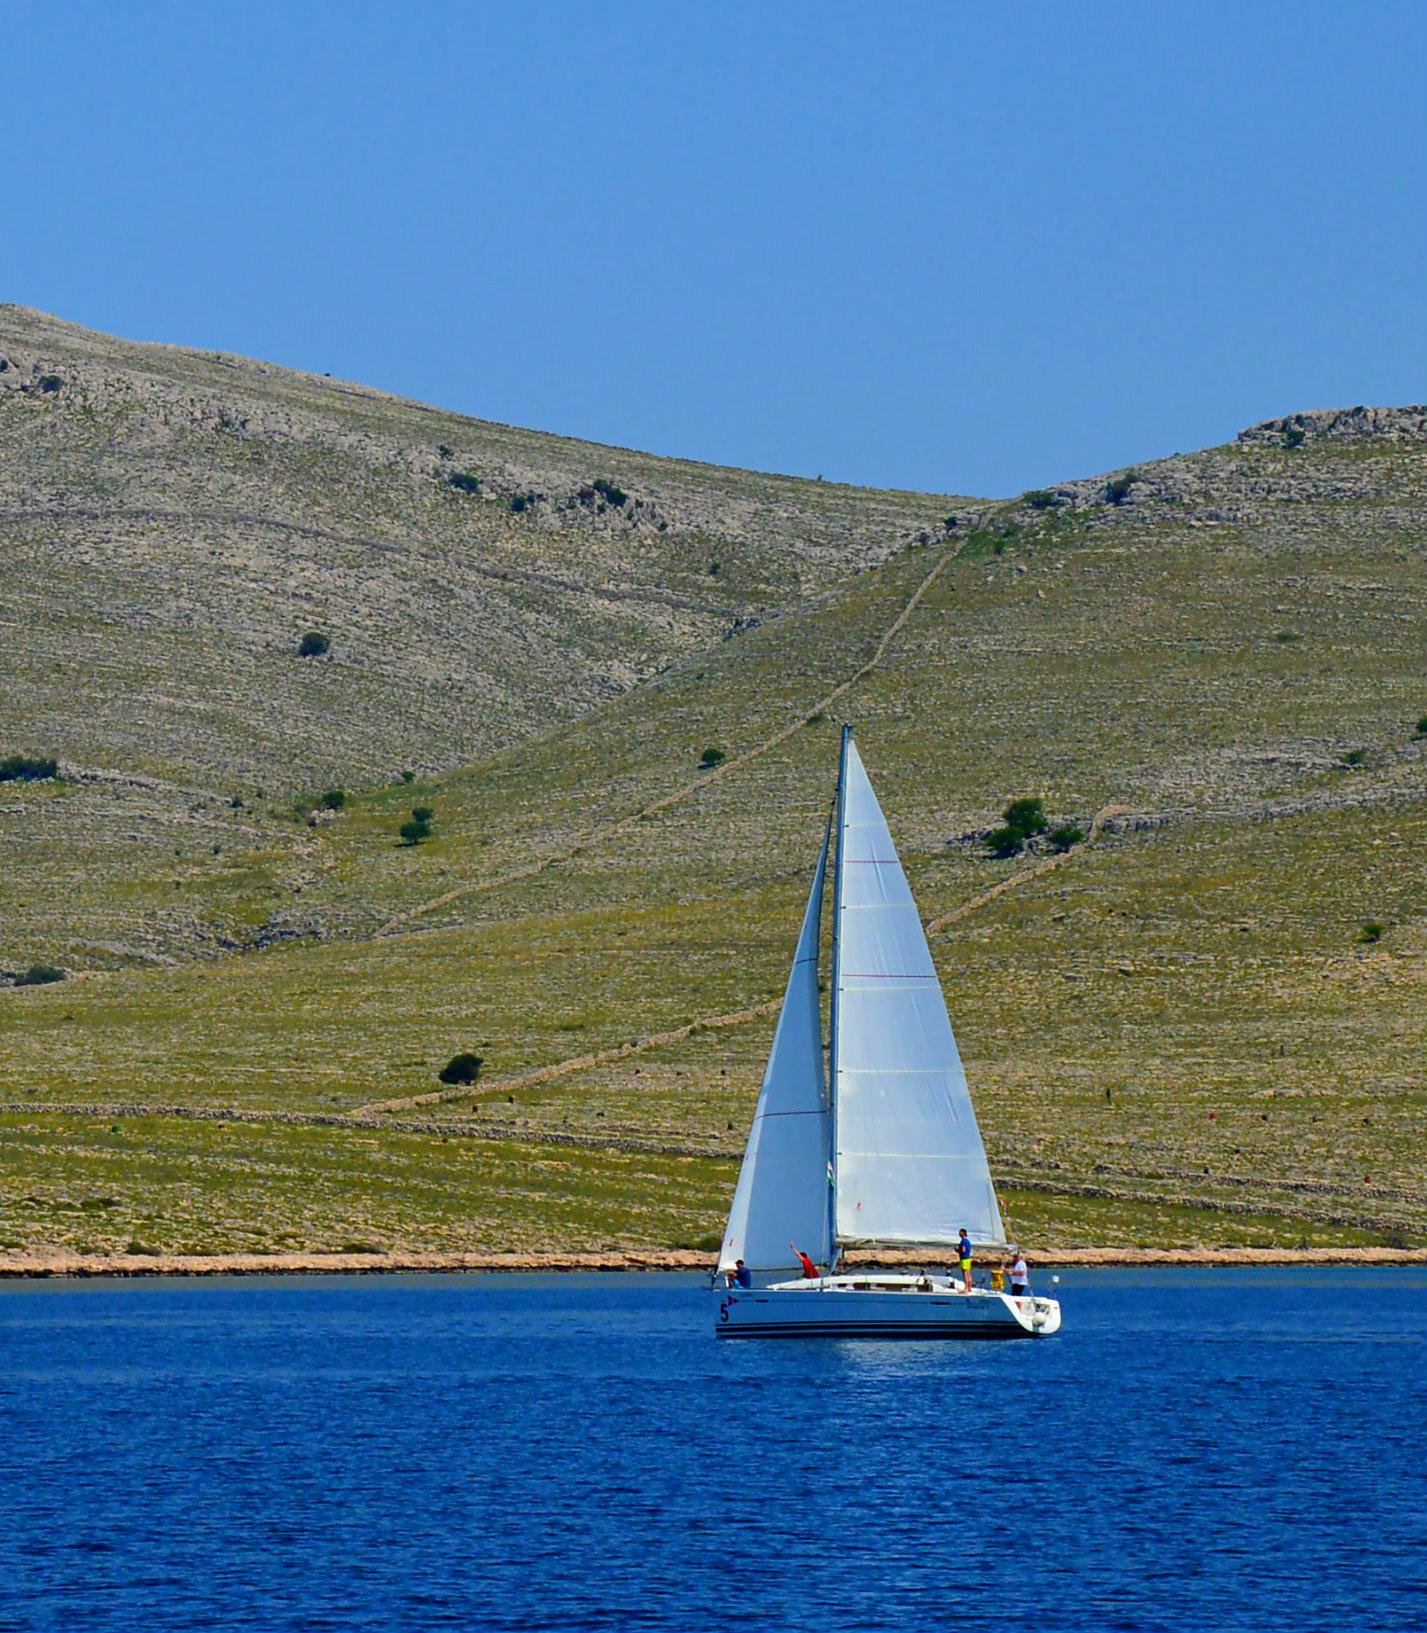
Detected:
left=830, top=735, right=1005, bottom=1248
left=718, top=823, right=833, bottom=1276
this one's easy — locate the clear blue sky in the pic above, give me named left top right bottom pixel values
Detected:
left=3, top=2, right=1423, bottom=497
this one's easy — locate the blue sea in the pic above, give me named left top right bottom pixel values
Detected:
left=0, top=1269, right=1422, bottom=1631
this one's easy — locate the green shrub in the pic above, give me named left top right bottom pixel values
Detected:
left=399, top=819, right=432, bottom=845
left=1049, top=825, right=1085, bottom=853
left=1024, top=489, right=1058, bottom=510
left=0, top=755, right=58, bottom=782
left=985, top=797, right=1049, bottom=858
left=438, top=1052, right=485, bottom=1086
left=1416, top=716, right=1427, bottom=737
left=1284, top=427, right=1306, bottom=449
left=708, top=560, right=720, bottom=575
left=1105, top=470, right=1139, bottom=505
left=298, top=631, right=329, bottom=658
left=1342, top=749, right=1365, bottom=767
left=985, top=826, right=1024, bottom=859
left=699, top=747, right=726, bottom=769
left=449, top=471, right=481, bottom=494
left=320, top=789, right=346, bottom=811
left=1003, top=797, right=1048, bottom=837
left=411, top=805, right=434, bottom=824
left=1360, top=922, right=1385, bottom=944
left=593, top=478, right=627, bottom=507
left=17, top=963, right=65, bottom=986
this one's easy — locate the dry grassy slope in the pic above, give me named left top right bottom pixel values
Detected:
left=2, top=332, right=1425, bottom=1252
left=0, top=302, right=962, bottom=798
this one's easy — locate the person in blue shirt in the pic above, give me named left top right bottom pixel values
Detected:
left=956, top=1228, right=973, bottom=1293
left=723, top=1259, right=752, bottom=1289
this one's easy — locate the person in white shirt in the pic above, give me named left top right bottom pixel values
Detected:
left=1009, top=1250, right=1029, bottom=1299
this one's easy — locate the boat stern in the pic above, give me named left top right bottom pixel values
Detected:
left=1004, top=1292, right=1061, bottom=1336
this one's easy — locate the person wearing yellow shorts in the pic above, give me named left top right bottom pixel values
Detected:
left=956, top=1227, right=973, bottom=1293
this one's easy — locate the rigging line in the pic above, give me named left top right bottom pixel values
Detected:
left=374, top=538, right=968, bottom=939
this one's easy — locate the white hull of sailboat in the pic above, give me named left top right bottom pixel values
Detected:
left=714, top=1275, right=1061, bottom=1340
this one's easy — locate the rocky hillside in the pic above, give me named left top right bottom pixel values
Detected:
left=0, top=303, right=965, bottom=791
left=2, top=303, right=1425, bottom=1258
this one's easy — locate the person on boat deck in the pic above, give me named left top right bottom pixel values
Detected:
left=791, top=1244, right=819, bottom=1279
left=726, top=1259, right=752, bottom=1289
left=1009, top=1249, right=1029, bottom=1299
left=957, top=1229, right=973, bottom=1292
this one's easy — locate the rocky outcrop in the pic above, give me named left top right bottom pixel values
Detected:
left=1238, top=405, right=1427, bottom=445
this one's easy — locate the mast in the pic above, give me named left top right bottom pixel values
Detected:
left=826, top=724, right=851, bottom=1269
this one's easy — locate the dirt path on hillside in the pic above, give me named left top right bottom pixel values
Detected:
left=358, top=792, right=1124, bottom=1113
left=923, top=803, right=1128, bottom=935
left=375, top=536, right=967, bottom=938
left=359, top=999, right=787, bottom=1115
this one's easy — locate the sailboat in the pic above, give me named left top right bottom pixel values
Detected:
left=715, top=728, right=1061, bottom=1339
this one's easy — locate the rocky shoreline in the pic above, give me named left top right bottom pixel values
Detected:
left=2, top=1246, right=1424, bottom=1279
